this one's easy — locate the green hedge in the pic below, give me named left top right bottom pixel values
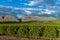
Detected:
left=18, top=25, right=29, bottom=37
left=43, top=26, right=56, bottom=38
left=29, top=26, right=40, bottom=37
left=29, top=26, right=45, bottom=37
left=0, top=23, right=60, bottom=38
left=0, top=25, right=8, bottom=35
left=7, top=26, right=19, bottom=35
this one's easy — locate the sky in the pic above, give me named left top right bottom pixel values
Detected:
left=0, top=0, right=60, bottom=18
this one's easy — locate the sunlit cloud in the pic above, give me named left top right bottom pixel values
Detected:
left=45, top=9, right=56, bottom=14
left=25, top=10, right=32, bottom=14
left=40, top=9, right=56, bottom=14
left=24, top=0, right=43, bottom=6
left=27, top=1, right=38, bottom=6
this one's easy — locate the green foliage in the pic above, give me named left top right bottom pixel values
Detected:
left=18, top=25, right=29, bottom=37
left=0, top=25, right=7, bottom=35
left=55, top=26, right=60, bottom=38
left=7, top=26, right=19, bottom=35
left=29, top=26, right=45, bottom=37
left=0, top=21, right=60, bottom=38
left=43, top=26, right=56, bottom=38
left=29, top=26, right=40, bottom=37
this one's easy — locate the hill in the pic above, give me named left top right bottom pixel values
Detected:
left=21, top=16, right=57, bottom=22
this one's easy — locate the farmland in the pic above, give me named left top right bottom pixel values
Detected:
left=0, top=19, right=60, bottom=39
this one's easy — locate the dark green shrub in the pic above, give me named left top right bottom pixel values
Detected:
left=39, top=26, right=45, bottom=37
left=28, top=26, right=45, bottom=37
left=29, top=26, right=40, bottom=37
left=18, top=25, right=29, bottom=37
left=55, top=26, right=60, bottom=38
left=0, top=25, right=7, bottom=35
left=43, top=26, right=56, bottom=38
left=7, top=26, right=19, bottom=35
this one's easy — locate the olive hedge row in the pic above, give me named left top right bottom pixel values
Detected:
left=0, top=24, right=60, bottom=38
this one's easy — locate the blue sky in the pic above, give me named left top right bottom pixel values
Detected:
left=0, top=0, right=60, bottom=18
left=0, top=0, right=46, bottom=8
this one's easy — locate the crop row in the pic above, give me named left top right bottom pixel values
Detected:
left=0, top=23, right=60, bottom=38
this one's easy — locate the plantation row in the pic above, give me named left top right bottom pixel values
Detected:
left=0, top=22, right=60, bottom=38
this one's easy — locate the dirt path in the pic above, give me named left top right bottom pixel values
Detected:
left=0, top=36, right=59, bottom=40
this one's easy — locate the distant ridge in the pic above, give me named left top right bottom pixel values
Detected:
left=4, top=15, right=19, bottom=22
left=21, top=16, right=57, bottom=22
left=0, top=15, right=57, bottom=22
left=0, top=15, right=19, bottom=22
left=0, top=16, right=3, bottom=22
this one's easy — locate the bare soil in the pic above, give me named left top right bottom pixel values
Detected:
left=0, top=36, right=59, bottom=40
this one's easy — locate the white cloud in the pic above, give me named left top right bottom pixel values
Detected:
left=24, top=0, right=44, bottom=6
left=41, top=9, right=56, bottom=14
left=27, top=1, right=38, bottom=6
left=24, top=1, right=38, bottom=6
left=39, top=9, right=56, bottom=14
left=50, top=6, right=57, bottom=8
left=0, top=5, right=57, bottom=16
left=46, top=10, right=55, bottom=14
left=21, top=8, right=42, bottom=10
left=0, top=5, right=42, bottom=11
left=25, top=10, right=32, bottom=14
left=38, top=6, right=44, bottom=9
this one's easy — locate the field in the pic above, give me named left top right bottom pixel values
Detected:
left=0, top=19, right=60, bottom=40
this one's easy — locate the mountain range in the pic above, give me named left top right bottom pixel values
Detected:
left=0, top=15, right=57, bottom=22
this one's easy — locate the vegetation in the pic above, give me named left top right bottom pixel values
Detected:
left=0, top=19, right=60, bottom=38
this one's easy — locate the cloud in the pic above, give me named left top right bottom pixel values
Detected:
left=24, top=0, right=44, bottom=6
left=24, top=1, right=38, bottom=6
left=44, top=0, right=56, bottom=6
left=38, top=9, right=56, bottom=14
left=21, top=8, right=42, bottom=10
left=25, top=10, right=32, bottom=14
left=0, top=5, right=13, bottom=8
left=27, top=1, right=38, bottom=6
left=41, top=9, right=56, bottom=14
left=38, top=5, right=46, bottom=9
left=0, top=5, right=56, bottom=15
left=0, top=5, right=59, bottom=18
left=23, top=0, right=56, bottom=7
left=45, top=9, right=56, bottom=14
